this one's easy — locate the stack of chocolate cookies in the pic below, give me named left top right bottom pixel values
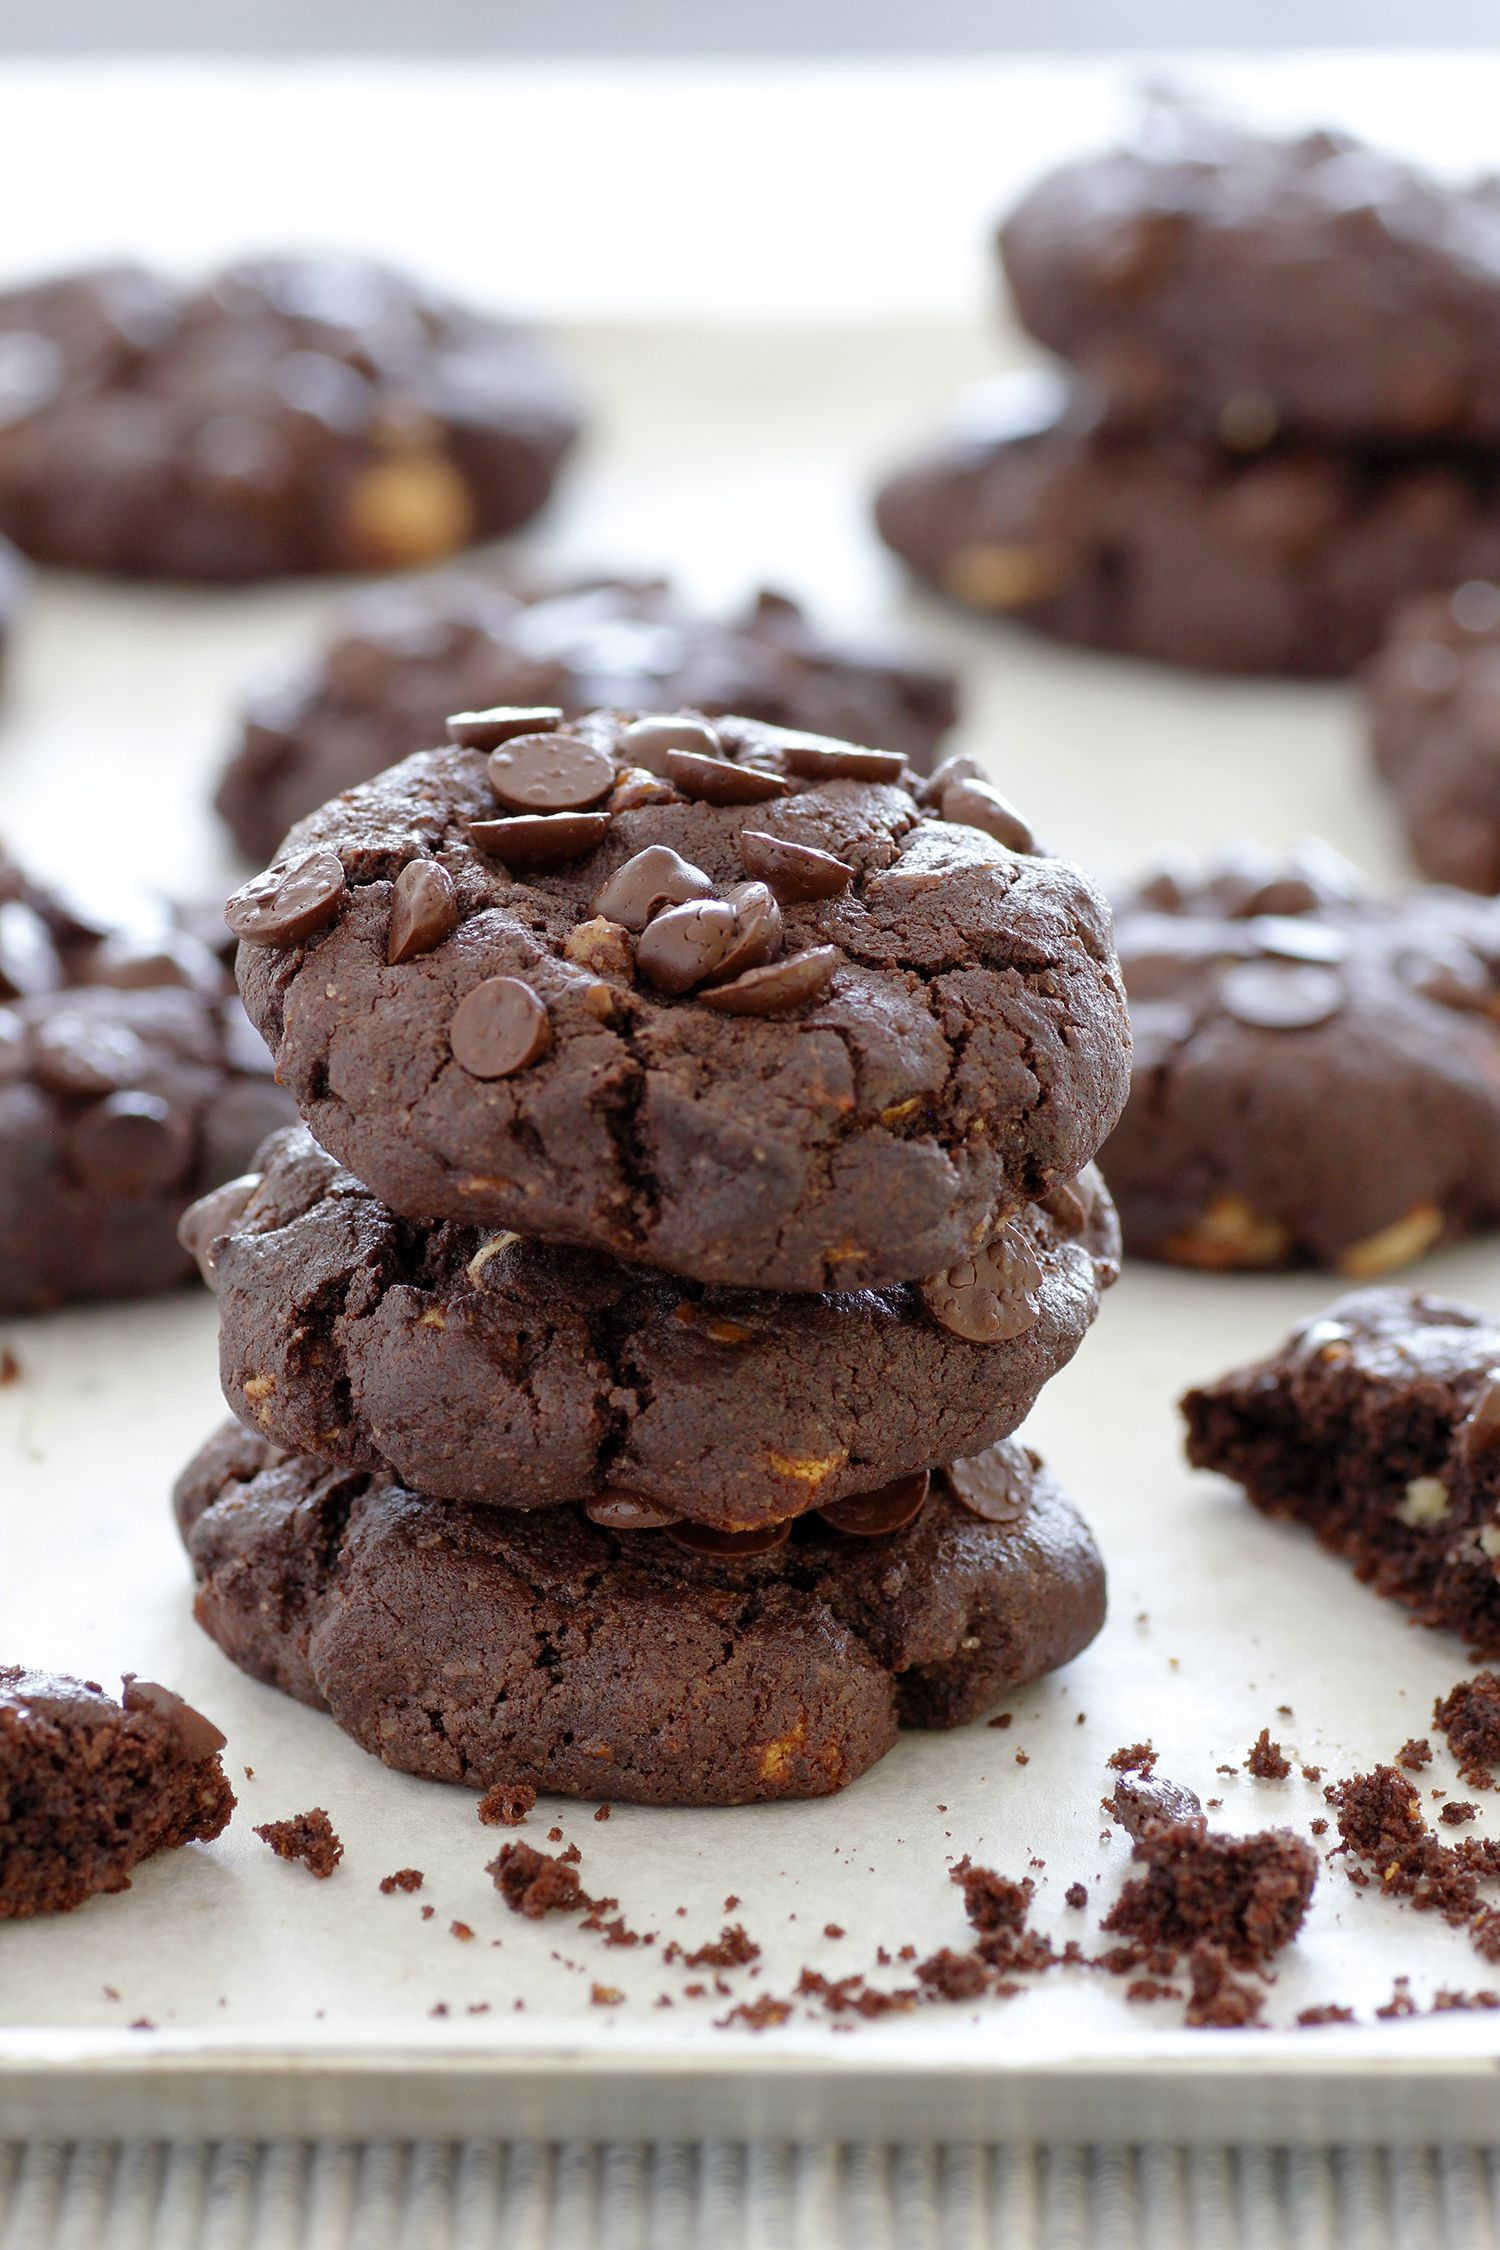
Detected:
left=876, top=105, right=1500, bottom=677
left=177, top=709, right=1131, bottom=1805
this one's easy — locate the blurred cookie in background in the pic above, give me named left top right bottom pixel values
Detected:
left=215, top=570, right=960, bottom=862
left=0, top=255, right=583, bottom=580
left=1366, top=581, right=1500, bottom=894
left=0, top=844, right=293, bottom=1312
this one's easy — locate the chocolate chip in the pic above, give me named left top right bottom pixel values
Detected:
left=1040, top=1175, right=1094, bottom=1234
left=1218, top=960, right=1346, bottom=1030
left=31, top=1010, right=147, bottom=1098
left=737, top=830, right=854, bottom=901
left=665, top=749, right=791, bottom=806
left=1247, top=915, right=1346, bottom=965
left=939, top=778, right=1035, bottom=854
left=919, top=1222, right=1043, bottom=1342
left=387, top=858, right=459, bottom=965
left=818, top=1470, right=930, bottom=1537
left=122, top=1677, right=226, bottom=1761
left=446, top=707, right=562, bottom=751
left=450, top=976, right=551, bottom=1078
left=697, top=946, right=839, bottom=1016
left=468, top=812, right=612, bottom=868
left=1462, top=1373, right=1500, bottom=1460
left=225, top=848, right=347, bottom=948
left=944, top=1445, right=1033, bottom=1524
left=669, top=1520, right=791, bottom=1557
left=780, top=741, right=906, bottom=783
left=1402, top=945, right=1496, bottom=1011
left=620, top=714, right=722, bottom=776
left=487, top=732, right=614, bottom=813
left=708, top=883, right=783, bottom=984
left=585, top=1491, right=679, bottom=1531
left=593, top=845, right=714, bottom=932
left=635, top=900, right=740, bottom=995
left=67, top=1092, right=191, bottom=1195
left=179, top=1171, right=260, bottom=1288
left=0, top=900, right=62, bottom=999
left=87, top=930, right=219, bottom=994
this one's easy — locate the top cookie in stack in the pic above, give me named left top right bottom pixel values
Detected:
left=173, top=710, right=1130, bottom=1805
left=876, top=104, right=1500, bottom=675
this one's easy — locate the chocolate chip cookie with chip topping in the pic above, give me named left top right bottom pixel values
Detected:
left=1100, top=840, right=1500, bottom=1275
left=173, top=1421, right=1106, bottom=1804
left=873, top=371, right=1500, bottom=678
left=181, top=1121, right=1119, bottom=1529
left=215, top=571, right=959, bottom=863
left=0, top=255, right=581, bottom=580
left=229, top=713, right=1130, bottom=1292
left=1183, top=1289, right=1500, bottom=1653
left=0, top=842, right=294, bottom=1311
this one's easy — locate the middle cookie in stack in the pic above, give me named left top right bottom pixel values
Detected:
left=177, top=710, right=1131, bottom=1804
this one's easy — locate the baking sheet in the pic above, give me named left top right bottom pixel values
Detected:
left=5, top=319, right=1500, bottom=2145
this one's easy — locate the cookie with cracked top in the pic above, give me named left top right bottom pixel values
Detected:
left=0, top=842, right=294, bottom=1311
left=0, top=255, right=581, bottom=580
left=1101, top=839, right=1500, bottom=1275
left=873, top=371, right=1500, bottom=677
left=999, top=103, right=1500, bottom=448
left=1, top=1667, right=234, bottom=1918
left=216, top=571, right=959, bottom=863
left=229, top=713, right=1129, bottom=1292
left=1366, top=582, right=1500, bottom=893
left=183, top=1122, right=1119, bottom=1527
left=174, top=1422, right=1107, bottom=1804
left=1183, top=1288, right=1500, bottom=1653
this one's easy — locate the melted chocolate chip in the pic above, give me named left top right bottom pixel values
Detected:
left=68, top=1092, right=191, bottom=1195
left=446, top=706, right=562, bottom=751
left=635, top=899, right=740, bottom=994
left=737, top=829, right=855, bottom=901
left=31, top=1011, right=145, bottom=1098
left=620, top=714, right=722, bottom=776
left=450, top=976, right=551, bottom=1078
left=122, top=1677, right=226, bottom=1761
left=939, top=778, right=1034, bottom=853
left=709, top=883, right=783, bottom=984
left=0, top=901, right=62, bottom=999
left=468, top=812, right=612, bottom=868
left=780, top=740, right=906, bottom=783
left=665, top=749, right=791, bottom=806
left=669, top=1519, right=792, bottom=1557
left=1247, top=915, right=1347, bottom=965
left=592, top=845, right=714, bottom=932
left=1110, top=1770, right=1204, bottom=1839
left=1040, top=1175, right=1094, bottom=1234
left=697, top=945, right=839, bottom=1015
left=1218, top=960, right=1346, bottom=1030
left=487, top=732, right=615, bottom=813
left=225, top=848, right=347, bottom=948
left=919, top=1222, right=1043, bottom=1342
left=818, top=1469, right=930, bottom=1537
left=387, top=858, right=458, bottom=965
left=1462, top=1374, right=1500, bottom=1460
left=585, top=1491, right=679, bottom=1531
left=179, top=1171, right=260, bottom=1288
left=944, top=1445, right=1034, bottom=1524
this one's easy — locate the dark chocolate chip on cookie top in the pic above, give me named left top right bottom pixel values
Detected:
left=231, top=715, right=1130, bottom=1291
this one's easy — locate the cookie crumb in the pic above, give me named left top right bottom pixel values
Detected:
left=1441, top=1801, right=1480, bottom=1826
left=1396, top=1738, right=1433, bottom=1771
left=1297, top=2003, right=1356, bottom=2026
left=1065, top=1882, right=1089, bottom=1909
left=1245, top=1730, right=1291, bottom=1780
left=450, top=1920, right=474, bottom=1942
left=590, top=1983, right=624, bottom=2007
left=1107, top=1743, right=1156, bottom=1773
left=477, top=1783, right=535, bottom=1828
left=0, top=1347, right=20, bottom=1386
left=254, top=1808, right=342, bottom=1878
left=488, top=1842, right=602, bottom=1919
left=987, top=1712, right=1013, bottom=1729
left=379, top=1867, right=424, bottom=1894
left=1434, top=1674, right=1500, bottom=1788
left=594, top=1804, right=612, bottom=1822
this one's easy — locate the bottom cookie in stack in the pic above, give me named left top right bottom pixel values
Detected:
left=174, top=1424, right=1105, bottom=1805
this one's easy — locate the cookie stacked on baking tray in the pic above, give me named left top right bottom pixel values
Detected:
left=175, top=706, right=1131, bottom=1806
left=875, top=103, right=1500, bottom=677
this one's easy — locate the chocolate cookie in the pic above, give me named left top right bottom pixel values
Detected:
left=1, top=1669, right=234, bottom=1918
left=0, top=533, right=26, bottom=680
left=1366, top=582, right=1500, bottom=893
left=0, top=256, right=581, bottom=580
left=1101, top=840, right=1500, bottom=1274
left=0, top=844, right=294, bottom=1311
left=230, top=715, right=1129, bottom=1292
left=174, top=1422, right=1107, bottom=1805
left=216, top=572, right=959, bottom=863
left=183, top=1122, right=1119, bottom=1526
left=1183, top=1288, right=1500, bottom=1653
left=873, top=371, right=1500, bottom=677
left=1000, top=105, right=1500, bottom=448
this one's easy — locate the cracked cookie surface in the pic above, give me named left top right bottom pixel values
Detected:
left=185, top=1123, right=1119, bottom=1525
left=1101, top=840, right=1500, bottom=1274
left=216, top=572, right=958, bottom=863
left=174, top=1422, right=1107, bottom=1805
left=1183, top=1287, right=1500, bottom=1652
left=232, top=713, right=1129, bottom=1291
